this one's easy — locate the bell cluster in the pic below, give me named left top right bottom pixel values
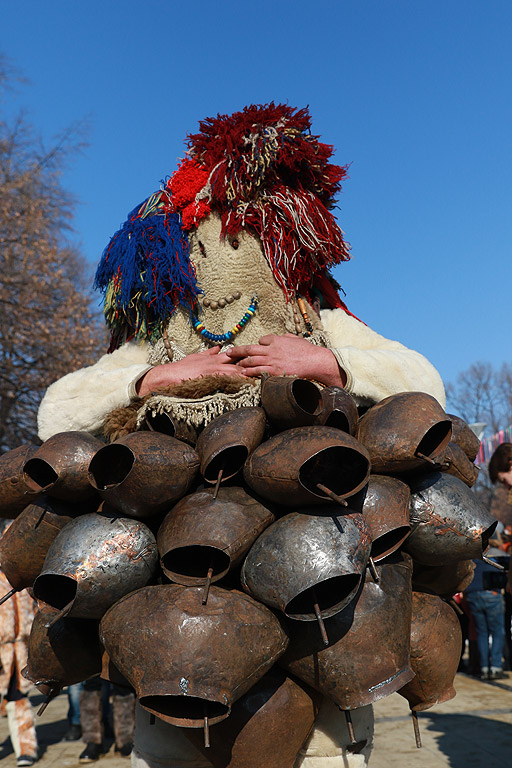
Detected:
left=0, top=382, right=492, bottom=755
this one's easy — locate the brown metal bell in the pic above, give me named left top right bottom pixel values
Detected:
left=279, top=553, right=414, bottom=709
left=157, top=487, right=275, bottom=587
left=447, top=414, right=481, bottom=462
left=398, top=591, right=461, bottom=711
left=318, top=386, right=358, bottom=435
left=361, top=475, right=411, bottom=561
left=33, top=510, right=159, bottom=619
left=145, top=410, right=198, bottom=446
left=23, top=607, right=103, bottom=694
left=184, top=666, right=322, bottom=768
left=357, top=392, right=452, bottom=473
left=88, top=431, right=199, bottom=518
left=99, top=584, right=289, bottom=728
left=196, top=408, right=266, bottom=485
left=23, top=431, right=103, bottom=502
left=260, top=376, right=323, bottom=430
left=412, top=559, right=475, bottom=597
left=0, top=444, right=40, bottom=518
left=440, top=443, right=479, bottom=487
left=0, top=496, right=78, bottom=595
left=244, top=426, right=370, bottom=507
left=241, top=511, right=371, bottom=623
left=404, top=472, right=498, bottom=566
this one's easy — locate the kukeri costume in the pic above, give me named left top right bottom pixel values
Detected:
left=36, top=104, right=445, bottom=768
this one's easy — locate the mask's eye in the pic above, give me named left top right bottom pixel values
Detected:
left=231, top=239, right=239, bottom=250
left=198, top=241, right=206, bottom=257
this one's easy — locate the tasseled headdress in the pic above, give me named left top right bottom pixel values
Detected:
left=95, top=103, right=352, bottom=350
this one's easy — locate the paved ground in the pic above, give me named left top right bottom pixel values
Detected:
left=0, top=673, right=510, bottom=767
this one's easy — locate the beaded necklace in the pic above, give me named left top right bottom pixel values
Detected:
left=192, top=295, right=258, bottom=343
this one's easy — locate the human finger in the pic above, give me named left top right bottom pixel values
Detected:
left=240, top=365, right=279, bottom=377
left=257, top=335, right=279, bottom=346
left=236, top=355, right=269, bottom=369
left=202, top=346, right=222, bottom=356
left=226, top=344, right=266, bottom=359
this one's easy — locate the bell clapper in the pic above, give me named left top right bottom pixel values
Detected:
left=202, top=565, right=214, bottom=606
left=45, top=599, right=74, bottom=629
left=0, top=588, right=16, bottom=607
left=446, top=597, right=463, bottom=616
left=203, top=704, right=210, bottom=748
left=368, top=557, right=380, bottom=583
left=344, top=709, right=357, bottom=744
left=149, top=714, right=156, bottom=725
left=415, top=451, right=437, bottom=465
left=312, top=587, right=329, bottom=646
left=37, top=687, right=59, bottom=717
left=35, top=509, right=47, bottom=528
left=316, top=483, right=348, bottom=507
left=412, top=710, right=422, bottom=748
left=213, top=467, right=224, bottom=500
left=483, top=556, right=505, bottom=571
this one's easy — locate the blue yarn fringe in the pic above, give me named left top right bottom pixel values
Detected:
left=94, top=198, right=201, bottom=347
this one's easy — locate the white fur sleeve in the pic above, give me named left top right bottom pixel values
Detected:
left=320, top=309, right=446, bottom=409
left=37, top=341, right=151, bottom=441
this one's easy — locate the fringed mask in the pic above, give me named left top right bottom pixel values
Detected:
left=94, top=103, right=352, bottom=351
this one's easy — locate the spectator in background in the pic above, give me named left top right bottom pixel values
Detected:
left=0, top=523, right=38, bottom=767
left=464, top=553, right=507, bottom=680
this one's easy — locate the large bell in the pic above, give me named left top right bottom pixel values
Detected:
left=99, top=584, right=289, bottom=728
left=157, top=487, right=275, bottom=586
left=244, top=426, right=370, bottom=507
left=398, top=591, right=461, bottom=711
left=317, top=386, right=358, bottom=435
left=361, top=475, right=411, bottom=561
left=412, top=559, right=475, bottom=597
left=33, top=510, right=158, bottom=619
left=403, top=472, right=497, bottom=565
left=184, top=666, right=321, bottom=768
left=241, top=511, right=371, bottom=622
left=447, top=414, right=481, bottom=462
left=23, top=431, right=103, bottom=502
left=23, top=607, right=102, bottom=696
left=145, top=410, right=198, bottom=446
left=279, top=553, right=414, bottom=709
left=440, top=443, right=479, bottom=488
left=88, top=431, right=199, bottom=518
left=0, top=444, right=40, bottom=518
left=196, top=407, right=266, bottom=485
left=260, top=376, right=323, bottom=430
left=0, top=496, right=78, bottom=596
left=357, top=392, right=452, bottom=473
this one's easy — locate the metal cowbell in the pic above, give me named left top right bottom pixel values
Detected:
left=357, top=392, right=452, bottom=474
left=0, top=444, right=40, bottom=518
left=439, top=443, right=479, bottom=488
left=404, top=472, right=497, bottom=566
left=99, top=584, right=289, bottom=728
left=241, top=511, right=371, bottom=622
left=317, top=386, right=358, bottom=436
left=260, top=376, right=323, bottom=431
left=196, top=407, right=266, bottom=485
left=33, top=510, right=158, bottom=620
left=244, top=426, right=370, bottom=508
left=23, top=607, right=102, bottom=695
left=361, top=475, right=411, bottom=561
left=412, top=559, right=476, bottom=597
left=279, top=553, right=414, bottom=709
left=0, top=496, right=77, bottom=594
left=23, top=431, right=103, bottom=502
left=88, top=431, right=199, bottom=518
left=447, top=414, right=481, bottom=462
left=184, top=666, right=321, bottom=768
left=145, top=410, right=198, bottom=446
left=157, top=486, right=275, bottom=587
left=398, top=591, right=461, bottom=711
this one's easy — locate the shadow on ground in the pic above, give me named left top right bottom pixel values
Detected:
left=425, top=712, right=511, bottom=768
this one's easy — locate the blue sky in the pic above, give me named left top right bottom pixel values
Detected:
left=1, top=1, right=510, bottom=392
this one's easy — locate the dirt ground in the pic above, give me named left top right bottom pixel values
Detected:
left=0, top=672, right=510, bottom=767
